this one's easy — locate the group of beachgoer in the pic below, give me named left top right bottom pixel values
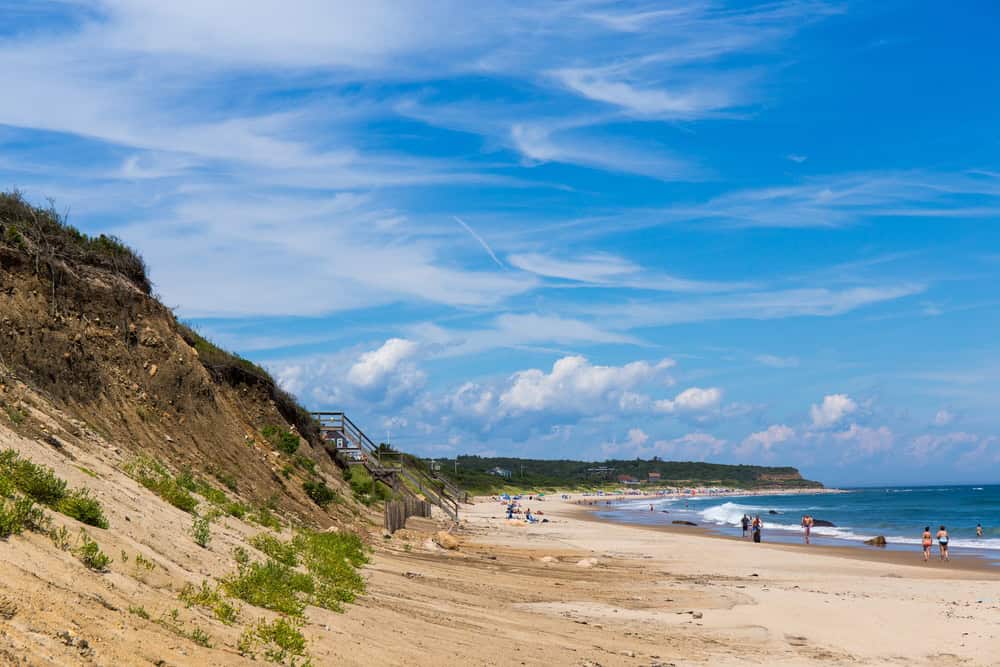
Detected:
left=922, top=525, right=952, bottom=562
left=495, top=496, right=548, bottom=524
left=740, top=514, right=764, bottom=543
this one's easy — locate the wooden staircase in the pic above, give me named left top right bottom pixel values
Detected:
left=312, top=411, right=462, bottom=521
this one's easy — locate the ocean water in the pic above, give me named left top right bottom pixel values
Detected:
left=594, top=485, right=1000, bottom=563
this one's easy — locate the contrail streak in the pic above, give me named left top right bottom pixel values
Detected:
left=453, top=215, right=504, bottom=268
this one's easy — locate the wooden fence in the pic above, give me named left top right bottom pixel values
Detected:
left=384, top=497, right=433, bottom=534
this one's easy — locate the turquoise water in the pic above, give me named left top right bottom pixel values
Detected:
left=595, top=485, right=1000, bottom=562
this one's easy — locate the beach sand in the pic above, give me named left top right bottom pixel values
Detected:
left=331, top=496, right=1000, bottom=666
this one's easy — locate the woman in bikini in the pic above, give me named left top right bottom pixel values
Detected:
left=936, top=525, right=950, bottom=561
left=921, top=526, right=932, bottom=562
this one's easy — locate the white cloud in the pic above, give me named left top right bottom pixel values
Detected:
left=509, top=122, right=693, bottom=179
left=933, top=409, right=955, bottom=426
left=908, top=432, right=979, bottom=463
left=583, top=284, right=925, bottom=328
left=654, top=387, right=722, bottom=413
left=499, top=355, right=675, bottom=414
left=627, top=427, right=649, bottom=447
left=786, top=154, right=808, bottom=163
left=810, top=394, right=858, bottom=428
left=738, top=424, right=795, bottom=456
left=833, top=424, right=894, bottom=457
left=754, top=354, right=800, bottom=368
left=347, top=338, right=419, bottom=389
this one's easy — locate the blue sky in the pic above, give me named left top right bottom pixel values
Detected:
left=2, top=1, right=999, bottom=486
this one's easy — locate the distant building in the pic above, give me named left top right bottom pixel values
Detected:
left=617, top=474, right=640, bottom=485
left=488, top=466, right=512, bottom=479
left=647, top=472, right=662, bottom=483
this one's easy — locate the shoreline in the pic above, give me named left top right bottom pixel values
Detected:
left=566, top=500, right=1000, bottom=575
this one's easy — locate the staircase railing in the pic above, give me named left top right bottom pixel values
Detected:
left=311, top=411, right=460, bottom=521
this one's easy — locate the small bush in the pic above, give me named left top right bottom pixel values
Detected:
left=57, top=489, right=109, bottom=528
left=224, top=501, right=248, bottom=519
left=50, top=524, right=71, bottom=550
left=75, top=531, right=112, bottom=572
left=0, top=497, right=47, bottom=537
left=238, top=616, right=309, bottom=663
left=191, top=516, right=211, bottom=548
left=179, top=581, right=240, bottom=625
left=250, top=533, right=298, bottom=567
left=303, top=480, right=337, bottom=507
left=293, top=455, right=316, bottom=474
left=129, top=605, right=150, bottom=620
left=189, top=627, right=212, bottom=648
left=0, top=450, right=67, bottom=505
left=222, top=559, right=313, bottom=616
left=4, top=406, right=25, bottom=425
left=249, top=506, right=282, bottom=531
left=125, top=456, right=198, bottom=514
left=262, top=426, right=301, bottom=456
left=293, top=530, right=367, bottom=611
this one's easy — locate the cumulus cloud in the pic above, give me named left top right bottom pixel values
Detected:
left=809, top=394, right=857, bottom=428
left=737, top=424, right=795, bottom=456
left=498, top=355, right=675, bottom=414
left=274, top=338, right=425, bottom=410
left=347, top=338, right=419, bottom=389
left=654, top=387, right=722, bottom=414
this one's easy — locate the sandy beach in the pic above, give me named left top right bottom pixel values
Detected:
left=337, top=496, right=1000, bottom=666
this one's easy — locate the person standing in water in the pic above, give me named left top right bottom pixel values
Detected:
left=752, top=515, right=762, bottom=543
left=976, top=523, right=983, bottom=538
left=801, top=515, right=813, bottom=544
left=921, top=526, right=932, bottom=562
left=741, top=514, right=750, bottom=538
left=936, top=525, right=950, bottom=561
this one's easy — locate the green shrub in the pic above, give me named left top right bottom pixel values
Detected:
left=0, top=450, right=67, bottom=505
left=224, top=500, right=248, bottom=519
left=238, top=616, right=309, bottom=663
left=179, top=581, right=240, bottom=625
left=75, top=531, right=112, bottom=571
left=57, top=489, right=109, bottom=529
left=303, top=480, right=337, bottom=507
left=249, top=506, right=282, bottom=531
left=292, top=530, right=367, bottom=611
left=292, top=455, right=316, bottom=474
left=4, top=406, right=25, bottom=425
left=250, top=533, right=298, bottom=567
left=50, top=524, right=71, bottom=550
left=222, top=559, right=312, bottom=616
left=129, top=605, right=150, bottom=620
left=0, top=497, right=47, bottom=537
left=125, top=456, right=198, bottom=514
left=262, top=426, right=301, bottom=456
left=191, top=516, right=211, bottom=548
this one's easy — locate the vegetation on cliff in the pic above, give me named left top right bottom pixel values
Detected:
left=433, top=455, right=823, bottom=494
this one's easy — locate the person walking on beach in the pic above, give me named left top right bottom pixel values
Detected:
left=801, top=514, right=813, bottom=544
left=936, top=525, right=950, bottom=561
left=741, top=514, right=750, bottom=538
left=921, top=526, right=932, bottom=562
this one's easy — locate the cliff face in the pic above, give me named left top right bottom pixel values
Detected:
left=0, top=192, right=352, bottom=525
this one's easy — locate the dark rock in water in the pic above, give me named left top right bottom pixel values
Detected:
left=672, top=520, right=698, bottom=526
left=865, top=536, right=887, bottom=547
left=768, top=510, right=779, bottom=515
left=660, top=510, right=670, bottom=514
left=812, top=519, right=836, bottom=527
